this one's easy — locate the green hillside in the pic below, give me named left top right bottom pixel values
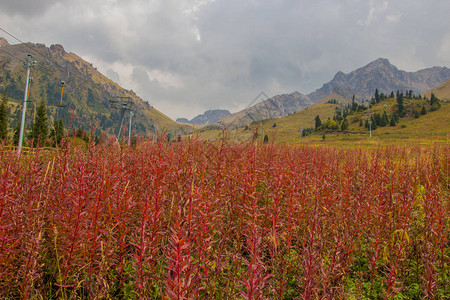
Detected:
left=194, top=90, right=449, bottom=145
left=423, top=78, right=450, bottom=101
left=0, top=42, right=189, bottom=139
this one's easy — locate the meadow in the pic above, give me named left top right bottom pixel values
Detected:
left=0, top=138, right=448, bottom=299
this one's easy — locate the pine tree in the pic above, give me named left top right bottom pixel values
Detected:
left=375, top=89, right=380, bottom=103
left=0, top=92, right=8, bottom=140
left=421, top=105, right=427, bottom=115
left=50, top=119, right=65, bottom=145
left=396, top=92, right=405, bottom=117
left=370, top=116, right=377, bottom=130
left=341, top=118, right=349, bottom=131
left=380, top=111, right=389, bottom=127
left=374, top=113, right=381, bottom=126
left=430, top=93, right=441, bottom=110
left=315, top=115, right=322, bottom=130
left=29, top=99, right=48, bottom=147
left=390, top=116, right=396, bottom=126
left=13, top=121, right=21, bottom=146
left=351, top=95, right=357, bottom=111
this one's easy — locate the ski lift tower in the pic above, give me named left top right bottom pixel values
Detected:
left=109, top=97, right=133, bottom=144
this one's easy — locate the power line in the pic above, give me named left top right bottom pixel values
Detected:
left=0, top=27, right=75, bottom=79
left=0, top=47, right=22, bottom=62
left=0, top=27, right=122, bottom=104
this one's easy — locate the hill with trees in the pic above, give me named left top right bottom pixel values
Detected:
left=0, top=39, right=188, bottom=143
left=195, top=86, right=449, bottom=144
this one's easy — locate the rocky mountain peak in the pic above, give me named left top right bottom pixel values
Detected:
left=180, top=109, right=232, bottom=125
left=50, top=44, right=66, bottom=56
left=333, top=71, right=346, bottom=81
left=362, top=58, right=397, bottom=73
left=0, top=37, right=9, bottom=47
left=307, top=58, right=450, bottom=102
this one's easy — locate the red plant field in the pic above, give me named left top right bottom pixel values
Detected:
left=0, top=138, right=448, bottom=299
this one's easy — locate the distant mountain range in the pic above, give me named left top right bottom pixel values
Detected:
left=177, top=109, right=231, bottom=125
left=0, top=38, right=187, bottom=136
left=221, top=92, right=313, bottom=127
left=217, top=58, right=450, bottom=126
left=2, top=37, right=448, bottom=133
left=307, top=58, right=450, bottom=101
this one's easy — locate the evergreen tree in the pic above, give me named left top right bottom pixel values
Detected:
left=373, top=113, right=381, bottom=126
left=380, top=111, right=389, bottom=127
left=359, top=119, right=363, bottom=127
left=263, top=134, right=269, bottom=143
left=375, top=89, right=380, bottom=103
left=392, top=112, right=399, bottom=123
left=0, top=92, right=8, bottom=140
left=421, top=105, right=427, bottom=115
left=396, top=92, right=405, bottom=117
left=315, top=115, right=322, bottom=130
left=29, top=99, right=49, bottom=147
left=50, top=119, right=65, bottom=145
left=414, top=110, right=420, bottom=118
left=13, top=121, right=21, bottom=146
left=430, top=93, right=441, bottom=109
left=341, top=118, right=349, bottom=131
left=351, top=95, right=358, bottom=111
left=389, top=116, right=396, bottom=126
left=370, top=116, right=377, bottom=130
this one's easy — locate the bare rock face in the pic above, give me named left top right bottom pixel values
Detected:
left=307, top=58, right=450, bottom=102
left=0, top=37, right=9, bottom=47
left=190, top=109, right=231, bottom=125
left=50, top=44, right=66, bottom=56
left=223, top=92, right=314, bottom=126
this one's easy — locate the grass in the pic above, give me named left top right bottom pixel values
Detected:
left=193, top=97, right=450, bottom=146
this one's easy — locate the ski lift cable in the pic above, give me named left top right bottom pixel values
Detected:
left=0, top=47, right=22, bottom=62
left=0, top=27, right=123, bottom=104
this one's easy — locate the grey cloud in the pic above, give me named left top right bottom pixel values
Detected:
left=0, top=0, right=449, bottom=119
left=0, top=0, right=68, bottom=16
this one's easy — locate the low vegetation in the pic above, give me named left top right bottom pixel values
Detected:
left=0, top=138, right=448, bottom=299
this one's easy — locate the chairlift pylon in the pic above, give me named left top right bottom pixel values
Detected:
left=57, top=71, right=70, bottom=108
left=58, top=80, right=67, bottom=108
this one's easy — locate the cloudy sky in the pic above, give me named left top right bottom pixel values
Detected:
left=1, top=0, right=449, bottom=119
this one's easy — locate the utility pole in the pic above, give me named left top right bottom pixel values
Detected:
left=128, top=110, right=133, bottom=146
left=18, top=54, right=35, bottom=154
left=109, top=97, right=133, bottom=142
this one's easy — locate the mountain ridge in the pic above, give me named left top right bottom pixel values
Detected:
left=307, top=58, right=450, bottom=102
left=177, top=109, right=231, bottom=125
left=217, top=58, right=449, bottom=127
left=0, top=39, right=188, bottom=136
left=222, top=91, right=313, bottom=127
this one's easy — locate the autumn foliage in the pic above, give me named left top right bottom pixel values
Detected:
left=0, top=138, right=448, bottom=299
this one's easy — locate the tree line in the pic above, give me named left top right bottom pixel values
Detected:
left=309, top=89, right=441, bottom=135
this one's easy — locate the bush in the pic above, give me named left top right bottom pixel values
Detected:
left=0, top=141, right=447, bottom=299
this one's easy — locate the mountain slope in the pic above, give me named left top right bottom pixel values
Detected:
left=220, top=58, right=449, bottom=127
left=307, top=58, right=450, bottom=102
left=423, top=78, right=450, bottom=101
left=0, top=40, right=188, bottom=136
left=222, top=92, right=313, bottom=126
left=177, top=109, right=231, bottom=125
